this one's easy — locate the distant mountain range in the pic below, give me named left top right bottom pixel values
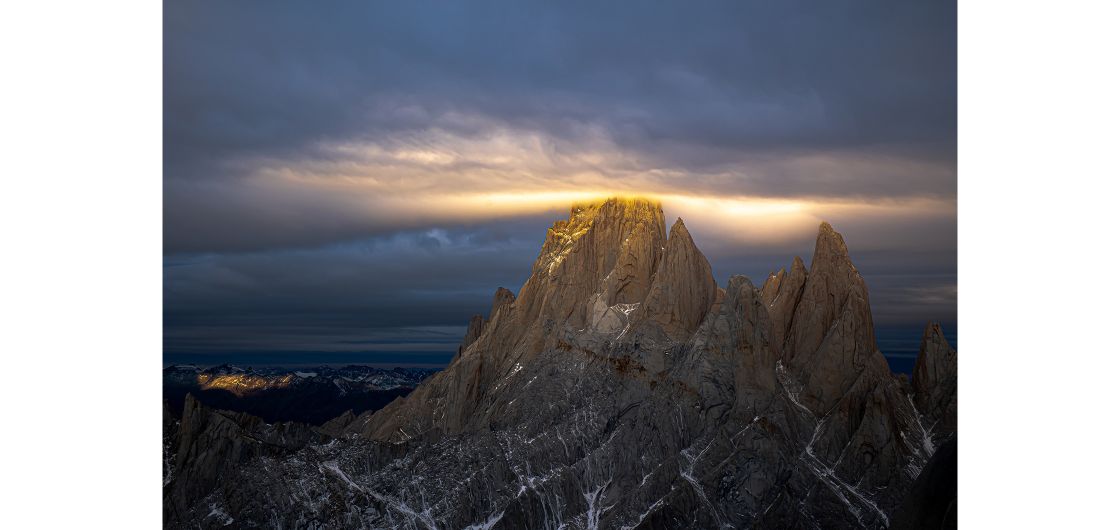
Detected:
left=164, top=198, right=956, bottom=529
left=163, top=364, right=438, bottom=424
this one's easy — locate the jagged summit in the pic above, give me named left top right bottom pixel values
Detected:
left=516, top=197, right=667, bottom=338
left=781, top=220, right=885, bottom=415
left=455, top=287, right=516, bottom=359
left=761, top=254, right=808, bottom=347
left=913, top=321, right=957, bottom=441
left=531, top=197, right=664, bottom=273
left=637, top=213, right=717, bottom=343
left=811, top=221, right=857, bottom=272
left=166, top=200, right=958, bottom=530
left=391, top=203, right=898, bottom=436
left=490, top=287, right=516, bottom=320
left=530, top=197, right=664, bottom=276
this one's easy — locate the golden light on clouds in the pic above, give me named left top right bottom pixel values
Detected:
left=414, top=191, right=950, bottom=249
left=458, top=190, right=811, bottom=229
left=229, top=123, right=955, bottom=252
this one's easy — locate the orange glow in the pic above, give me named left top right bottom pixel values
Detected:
left=241, top=127, right=955, bottom=249
left=196, top=374, right=293, bottom=397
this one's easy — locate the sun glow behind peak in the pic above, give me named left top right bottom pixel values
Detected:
left=443, top=191, right=814, bottom=242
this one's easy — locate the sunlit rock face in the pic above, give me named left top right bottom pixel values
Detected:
left=162, top=365, right=437, bottom=426
left=165, top=198, right=957, bottom=530
left=518, top=198, right=667, bottom=339
left=196, top=373, right=293, bottom=397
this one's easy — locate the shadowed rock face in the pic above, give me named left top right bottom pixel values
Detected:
left=913, top=322, right=958, bottom=443
left=459, top=315, right=485, bottom=354
left=890, top=435, right=957, bottom=530
left=761, top=255, right=807, bottom=351
left=165, top=198, right=957, bottom=530
left=164, top=395, right=329, bottom=524
left=455, top=287, right=516, bottom=360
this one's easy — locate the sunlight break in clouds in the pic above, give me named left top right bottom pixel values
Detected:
left=214, top=121, right=955, bottom=252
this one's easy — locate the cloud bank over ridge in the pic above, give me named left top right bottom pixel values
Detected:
left=164, top=0, right=956, bottom=360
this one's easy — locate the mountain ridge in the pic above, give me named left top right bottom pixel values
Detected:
left=164, top=197, right=957, bottom=529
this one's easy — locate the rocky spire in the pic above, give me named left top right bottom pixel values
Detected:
left=913, top=321, right=957, bottom=438
left=786, top=224, right=867, bottom=355
left=760, top=269, right=784, bottom=303
left=458, top=315, right=485, bottom=356
left=761, top=256, right=807, bottom=350
left=514, top=198, right=666, bottom=336
left=489, top=287, right=516, bottom=321
left=782, top=222, right=886, bottom=414
left=638, top=218, right=718, bottom=342
left=913, top=322, right=955, bottom=394
left=455, top=288, right=515, bottom=359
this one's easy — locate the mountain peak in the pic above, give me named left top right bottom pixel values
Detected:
left=533, top=197, right=663, bottom=271
left=638, top=214, right=716, bottom=342
left=913, top=321, right=957, bottom=440
left=669, top=216, right=692, bottom=238
left=792, top=255, right=806, bottom=272
left=762, top=255, right=809, bottom=349
left=489, top=287, right=516, bottom=320
left=183, top=204, right=958, bottom=529
left=813, top=221, right=850, bottom=263
left=515, top=197, right=667, bottom=336
left=914, top=321, right=956, bottom=397
left=779, top=220, right=884, bottom=413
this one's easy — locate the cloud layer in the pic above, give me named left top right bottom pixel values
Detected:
left=164, top=1, right=957, bottom=361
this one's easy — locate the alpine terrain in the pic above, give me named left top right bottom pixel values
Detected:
left=163, top=197, right=957, bottom=529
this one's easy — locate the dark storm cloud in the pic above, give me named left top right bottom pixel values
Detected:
left=167, top=1, right=956, bottom=177
left=164, top=220, right=548, bottom=355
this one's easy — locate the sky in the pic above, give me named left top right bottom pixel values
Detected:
left=164, top=1, right=957, bottom=368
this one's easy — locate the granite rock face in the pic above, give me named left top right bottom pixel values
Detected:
left=164, top=394, right=328, bottom=525
left=760, top=255, right=807, bottom=351
left=459, top=314, right=485, bottom=355
left=165, top=198, right=957, bottom=529
left=782, top=223, right=887, bottom=415
left=518, top=198, right=666, bottom=338
left=637, top=218, right=718, bottom=344
left=912, top=322, right=958, bottom=442
left=890, top=435, right=957, bottom=530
